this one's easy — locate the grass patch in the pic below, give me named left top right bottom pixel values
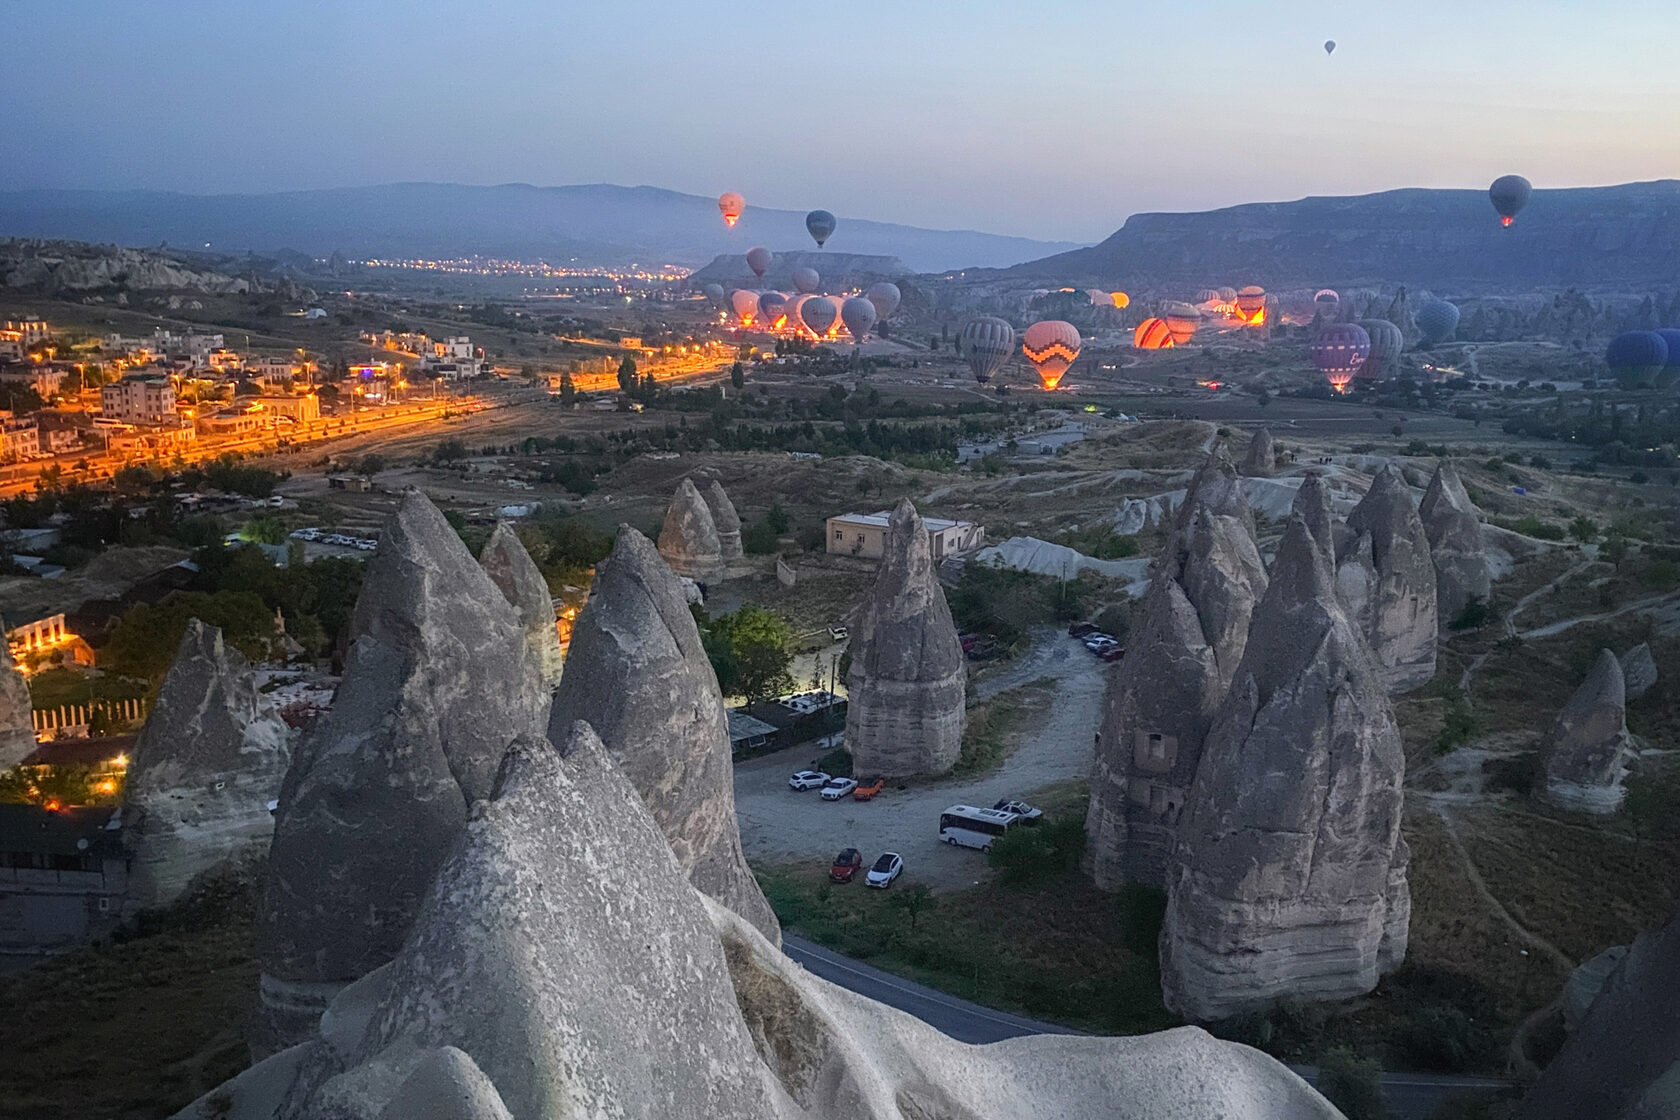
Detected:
left=26, top=668, right=147, bottom=712
left=950, top=680, right=1052, bottom=778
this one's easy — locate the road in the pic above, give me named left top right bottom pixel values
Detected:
left=782, top=936, right=1514, bottom=1119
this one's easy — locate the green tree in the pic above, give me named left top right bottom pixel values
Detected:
left=730, top=361, right=745, bottom=391
left=1569, top=515, right=1598, bottom=543
left=1602, top=533, right=1630, bottom=569
left=103, top=591, right=275, bottom=686
left=431, top=438, right=468, bottom=465
left=889, top=883, right=934, bottom=930
left=705, top=606, right=793, bottom=702
left=617, top=354, right=638, bottom=395
left=242, top=515, right=288, bottom=545
left=766, top=503, right=791, bottom=534
left=559, top=369, right=576, bottom=404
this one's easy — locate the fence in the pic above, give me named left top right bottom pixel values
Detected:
left=32, top=698, right=149, bottom=736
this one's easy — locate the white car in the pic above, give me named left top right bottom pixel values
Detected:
left=788, top=770, right=831, bottom=792
left=820, top=777, right=859, bottom=801
left=992, top=798, right=1045, bottom=823
left=1083, top=633, right=1118, bottom=650
left=865, top=852, right=903, bottom=889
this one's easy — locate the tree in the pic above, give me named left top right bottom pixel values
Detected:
left=558, top=369, right=576, bottom=404
left=1569, top=515, right=1598, bottom=543
left=766, top=503, right=791, bottom=534
left=705, top=606, right=793, bottom=703
left=431, top=438, right=468, bottom=465
left=617, top=354, right=638, bottom=395
left=889, top=883, right=934, bottom=930
left=1602, top=533, right=1630, bottom=569
left=730, top=361, right=744, bottom=391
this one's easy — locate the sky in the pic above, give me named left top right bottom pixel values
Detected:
left=5, top=0, right=1678, bottom=243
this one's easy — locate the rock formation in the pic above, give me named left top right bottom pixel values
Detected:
left=121, top=620, right=292, bottom=913
left=0, top=615, right=35, bottom=769
left=548, top=525, right=778, bottom=943
left=1162, top=516, right=1410, bottom=1021
left=478, top=522, right=564, bottom=689
left=257, top=489, right=550, bottom=1054
left=1518, top=903, right=1680, bottom=1120
left=1175, top=445, right=1255, bottom=538
left=179, top=724, right=1343, bottom=1120
left=1334, top=464, right=1437, bottom=693
left=1419, top=461, right=1492, bottom=621
left=657, top=477, right=724, bottom=581
left=1240, top=427, right=1277, bottom=477
left=1086, top=502, right=1267, bottom=888
left=700, top=476, right=744, bottom=562
left=845, top=499, right=966, bottom=778
left=1291, top=471, right=1337, bottom=563
left=1542, top=649, right=1632, bottom=814
left=1621, top=642, right=1657, bottom=701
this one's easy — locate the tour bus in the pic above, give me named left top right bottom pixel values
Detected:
left=938, top=804, right=1019, bottom=851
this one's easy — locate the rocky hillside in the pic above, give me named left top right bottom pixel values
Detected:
left=1008, top=180, right=1680, bottom=293
left=0, top=238, right=268, bottom=294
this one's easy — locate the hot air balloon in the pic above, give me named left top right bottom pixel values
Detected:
left=718, top=192, right=745, bottom=228
left=865, top=281, right=901, bottom=322
left=702, top=282, right=726, bottom=308
left=1195, top=288, right=1221, bottom=305
left=1110, top=291, right=1131, bottom=310
left=1314, top=289, right=1340, bottom=312
left=1653, top=328, right=1680, bottom=389
left=757, top=291, right=788, bottom=329
left=1235, top=286, right=1267, bottom=324
left=1022, top=321, right=1081, bottom=390
left=800, top=294, right=838, bottom=338
left=1356, top=319, right=1404, bottom=380
left=959, top=317, right=1014, bottom=384
left=791, top=266, right=820, bottom=294
left=1416, top=300, right=1461, bottom=344
left=745, top=246, right=773, bottom=279
left=1324, top=40, right=1336, bottom=55
left=1216, top=286, right=1237, bottom=304
left=1133, top=318, right=1174, bottom=349
left=1605, top=331, right=1667, bottom=390
left=1162, top=302, right=1202, bottom=345
left=1312, top=323, right=1371, bottom=392
left=840, top=296, right=877, bottom=343
left=730, top=289, right=760, bottom=327
left=1084, top=288, right=1108, bottom=307
left=1489, top=175, right=1532, bottom=228
left=806, top=210, right=837, bottom=247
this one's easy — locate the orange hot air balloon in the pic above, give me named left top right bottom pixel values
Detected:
left=1021, top=320, right=1081, bottom=390
left=1162, top=302, right=1202, bottom=345
left=1235, top=285, right=1267, bottom=324
left=1133, top=318, right=1174, bottom=349
left=718, top=192, right=745, bottom=227
left=1110, top=291, right=1131, bottom=309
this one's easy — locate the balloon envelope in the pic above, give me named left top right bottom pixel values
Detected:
left=1162, top=302, right=1202, bottom=345
left=1416, top=300, right=1461, bottom=344
left=1653, top=328, right=1680, bottom=389
left=757, top=291, right=788, bottom=327
left=702, top=282, right=726, bottom=307
left=1312, top=323, right=1371, bottom=390
left=1110, top=291, right=1131, bottom=309
left=805, top=210, right=837, bottom=247
left=1356, top=319, right=1403, bottom=380
left=840, top=296, right=877, bottom=342
left=718, top=192, right=744, bottom=227
left=959, top=317, right=1015, bottom=383
left=1489, top=175, right=1533, bottom=228
left=864, top=281, right=901, bottom=321
left=1324, top=40, right=1336, bottom=54
left=1314, top=289, right=1340, bottom=308
left=1235, top=286, right=1267, bottom=324
left=1133, top=318, right=1174, bottom=349
left=1216, top=287, right=1237, bottom=304
left=730, top=289, right=760, bottom=326
left=800, top=295, right=838, bottom=337
left=1605, top=331, right=1667, bottom=389
left=1021, top=320, right=1081, bottom=390
left=745, top=246, right=773, bottom=278
left=791, top=266, right=820, bottom=294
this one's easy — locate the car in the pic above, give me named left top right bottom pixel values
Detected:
left=992, top=798, right=1045, bottom=823
left=788, top=770, right=831, bottom=791
left=820, top=777, right=859, bottom=801
left=828, top=624, right=849, bottom=641
left=1099, top=645, right=1125, bottom=663
left=829, top=848, right=863, bottom=883
left=865, top=852, right=903, bottom=889
left=1083, top=632, right=1118, bottom=650
left=852, top=776, right=886, bottom=801
left=1068, top=621, right=1098, bottom=638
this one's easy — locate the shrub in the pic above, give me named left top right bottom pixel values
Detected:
left=1398, top=1006, right=1492, bottom=1072
left=1450, top=597, right=1499, bottom=631
left=1568, top=515, right=1598, bottom=543
left=1482, top=751, right=1541, bottom=797
left=1436, top=694, right=1480, bottom=754
left=815, top=747, right=852, bottom=778
left=987, top=816, right=1086, bottom=886
left=742, top=519, right=780, bottom=555
left=1316, top=1047, right=1387, bottom=1120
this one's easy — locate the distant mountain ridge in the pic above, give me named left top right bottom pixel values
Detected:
left=0, top=183, right=1082, bottom=274
left=1009, top=181, right=1680, bottom=293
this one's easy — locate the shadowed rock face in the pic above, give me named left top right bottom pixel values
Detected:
left=1240, top=427, right=1276, bottom=477
left=179, top=725, right=1345, bottom=1120
left=478, top=522, right=564, bottom=690
left=700, top=477, right=744, bottom=562
left=845, top=499, right=965, bottom=778
left=256, top=489, right=550, bottom=1054
left=1621, top=642, right=1657, bottom=701
left=1518, top=903, right=1680, bottom=1120
left=121, top=620, right=292, bottom=913
left=1086, top=504, right=1267, bottom=888
left=1335, top=465, right=1437, bottom=693
left=0, top=616, right=34, bottom=769
left=1291, top=472, right=1336, bottom=563
left=1542, top=649, right=1631, bottom=814
left=548, top=525, right=778, bottom=943
left=657, top=477, right=724, bottom=580
left=1419, top=462, right=1492, bottom=621
left=1175, top=445, right=1255, bottom=538
left=1163, top=516, right=1410, bottom=1021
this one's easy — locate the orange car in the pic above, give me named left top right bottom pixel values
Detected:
left=852, top=777, right=885, bottom=801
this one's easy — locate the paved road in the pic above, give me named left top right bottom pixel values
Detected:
left=782, top=935, right=1513, bottom=1119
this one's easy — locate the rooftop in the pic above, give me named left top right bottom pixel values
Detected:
left=829, top=511, right=976, bottom=532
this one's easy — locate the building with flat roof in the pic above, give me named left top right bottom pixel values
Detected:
left=100, top=374, right=177, bottom=425
left=0, top=803, right=128, bottom=955
left=825, top=510, right=985, bottom=561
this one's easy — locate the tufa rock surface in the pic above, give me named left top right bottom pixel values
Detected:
left=1162, top=516, right=1410, bottom=1021
left=1419, top=461, right=1492, bottom=621
left=1621, top=642, right=1657, bottom=701
left=1240, top=427, right=1277, bottom=477
left=845, top=499, right=966, bottom=778
left=121, top=619, right=292, bottom=913
left=1086, top=503, right=1267, bottom=888
left=1542, top=649, right=1632, bottom=814
left=177, top=724, right=1345, bottom=1120
left=0, top=614, right=35, bottom=769
left=1334, top=464, right=1438, bottom=693
left=700, top=476, right=745, bottom=562
left=548, top=525, right=778, bottom=942
left=257, top=489, right=550, bottom=1054
left=478, top=522, right=564, bottom=689
left=657, top=477, right=724, bottom=581
left=1291, top=471, right=1337, bottom=563
left=1175, top=444, right=1256, bottom=538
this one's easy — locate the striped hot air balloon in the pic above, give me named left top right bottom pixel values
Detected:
left=1022, top=320, right=1081, bottom=390
left=1235, top=286, right=1267, bottom=325
left=959, top=317, right=1015, bottom=383
left=1162, top=302, right=1202, bottom=345
left=1356, top=319, right=1404, bottom=380
left=1133, top=318, right=1174, bottom=349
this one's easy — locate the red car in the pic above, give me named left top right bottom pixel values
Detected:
left=829, top=848, right=864, bottom=883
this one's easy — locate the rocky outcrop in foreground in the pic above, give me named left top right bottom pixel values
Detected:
left=257, top=490, right=550, bottom=1054
left=1240, top=427, right=1276, bottom=477
left=845, top=499, right=965, bottom=778
left=1162, top=516, right=1410, bottom=1021
left=1175, top=445, right=1256, bottom=538
left=479, top=522, right=564, bottom=689
left=178, top=724, right=1343, bottom=1120
left=1419, top=462, right=1492, bottom=621
left=1542, top=649, right=1632, bottom=814
left=1335, top=464, right=1437, bottom=693
left=1621, top=642, right=1657, bottom=701
left=700, top=476, right=745, bottom=562
left=0, top=615, right=35, bottom=769
left=657, top=477, right=724, bottom=581
left=1292, top=471, right=1337, bottom=562
left=1086, top=502, right=1266, bottom=888
left=549, top=525, right=778, bottom=942
left=121, top=620, right=292, bottom=913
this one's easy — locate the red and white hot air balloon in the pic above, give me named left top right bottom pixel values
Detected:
left=1021, top=320, right=1081, bottom=390
left=718, top=192, right=745, bottom=227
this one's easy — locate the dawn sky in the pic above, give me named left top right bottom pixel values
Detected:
left=6, top=0, right=1678, bottom=243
